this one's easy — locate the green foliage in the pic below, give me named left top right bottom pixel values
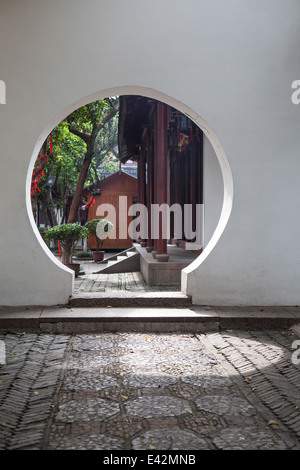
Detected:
left=32, top=121, right=87, bottom=210
left=32, top=98, right=119, bottom=227
left=85, top=218, right=102, bottom=236
left=45, top=224, right=88, bottom=250
left=98, top=153, right=120, bottom=178
left=45, top=223, right=88, bottom=263
left=66, top=100, right=109, bottom=134
left=92, top=113, right=119, bottom=181
left=52, top=122, right=87, bottom=198
left=34, top=99, right=119, bottom=202
left=85, top=218, right=114, bottom=250
left=75, top=251, right=93, bottom=259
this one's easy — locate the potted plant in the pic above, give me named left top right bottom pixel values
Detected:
left=85, top=218, right=114, bottom=261
left=45, top=223, right=88, bottom=276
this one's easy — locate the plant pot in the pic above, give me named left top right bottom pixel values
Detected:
left=63, top=262, right=80, bottom=277
left=93, top=250, right=105, bottom=262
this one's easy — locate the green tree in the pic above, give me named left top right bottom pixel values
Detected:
left=91, top=113, right=120, bottom=183
left=66, top=98, right=119, bottom=223
left=31, top=97, right=119, bottom=226
left=31, top=122, right=86, bottom=226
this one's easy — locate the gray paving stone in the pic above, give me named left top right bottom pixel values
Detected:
left=48, top=434, right=124, bottom=450
left=67, top=353, right=115, bottom=370
left=1, top=328, right=300, bottom=450
left=195, top=395, right=256, bottom=417
left=122, top=373, right=177, bottom=389
left=132, top=429, right=211, bottom=450
left=55, top=398, right=120, bottom=422
left=125, top=395, right=192, bottom=418
left=63, top=372, right=118, bottom=391
left=181, top=372, right=234, bottom=390
left=211, top=427, right=288, bottom=450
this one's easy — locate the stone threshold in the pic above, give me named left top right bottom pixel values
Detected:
left=69, top=291, right=192, bottom=308
left=0, top=305, right=299, bottom=334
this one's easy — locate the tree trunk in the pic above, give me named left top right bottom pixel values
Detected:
left=60, top=189, right=69, bottom=224
left=67, top=146, right=94, bottom=223
left=67, top=106, right=118, bottom=224
left=45, top=187, right=58, bottom=227
left=42, top=192, right=51, bottom=227
left=62, top=245, right=72, bottom=264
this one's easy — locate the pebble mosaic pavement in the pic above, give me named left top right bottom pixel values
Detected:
left=1, top=328, right=300, bottom=450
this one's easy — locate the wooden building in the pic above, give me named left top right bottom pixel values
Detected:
left=85, top=170, right=138, bottom=251
left=118, top=95, right=204, bottom=262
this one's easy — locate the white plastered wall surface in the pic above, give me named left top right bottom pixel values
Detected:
left=0, top=0, right=299, bottom=306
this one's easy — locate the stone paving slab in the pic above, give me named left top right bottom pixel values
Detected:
left=74, top=271, right=182, bottom=294
left=1, top=304, right=299, bottom=334
left=212, top=306, right=300, bottom=330
left=1, top=328, right=300, bottom=450
left=39, top=306, right=218, bottom=334
left=70, top=291, right=191, bottom=308
left=0, top=307, right=42, bottom=331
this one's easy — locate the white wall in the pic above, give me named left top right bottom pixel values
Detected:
left=0, top=0, right=299, bottom=306
left=203, top=135, right=224, bottom=247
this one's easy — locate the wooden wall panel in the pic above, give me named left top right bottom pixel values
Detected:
left=86, top=172, right=138, bottom=250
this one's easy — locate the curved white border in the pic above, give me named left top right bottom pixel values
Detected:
left=26, top=85, right=233, bottom=288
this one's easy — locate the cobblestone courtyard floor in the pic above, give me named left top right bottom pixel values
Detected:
left=1, top=327, right=300, bottom=450
left=74, top=270, right=181, bottom=294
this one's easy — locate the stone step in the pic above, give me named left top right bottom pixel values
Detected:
left=38, top=305, right=218, bottom=333
left=69, top=290, right=192, bottom=308
left=94, top=252, right=140, bottom=274
left=0, top=305, right=299, bottom=334
left=96, top=247, right=136, bottom=265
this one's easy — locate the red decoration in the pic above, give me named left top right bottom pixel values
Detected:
left=37, top=154, right=48, bottom=164
left=36, top=166, right=45, bottom=177
left=31, top=150, right=51, bottom=196
left=84, top=196, right=96, bottom=210
left=58, top=241, right=62, bottom=259
left=31, top=178, right=41, bottom=196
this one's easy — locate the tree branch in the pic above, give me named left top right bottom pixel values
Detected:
left=68, top=127, right=90, bottom=144
left=96, top=102, right=119, bottom=134
left=66, top=100, right=119, bottom=223
left=107, top=97, right=119, bottom=109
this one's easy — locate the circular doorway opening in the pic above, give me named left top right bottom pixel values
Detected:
left=27, top=86, right=233, bottom=298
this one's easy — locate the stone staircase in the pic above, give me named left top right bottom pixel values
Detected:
left=64, top=245, right=197, bottom=331
left=93, top=247, right=140, bottom=274
left=69, top=290, right=192, bottom=308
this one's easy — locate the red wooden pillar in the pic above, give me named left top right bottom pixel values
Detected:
left=137, top=151, right=142, bottom=243
left=179, top=151, right=185, bottom=243
left=155, top=102, right=169, bottom=262
left=139, top=146, right=147, bottom=246
left=146, top=129, right=154, bottom=252
left=190, top=142, right=197, bottom=242
left=152, top=113, right=158, bottom=257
